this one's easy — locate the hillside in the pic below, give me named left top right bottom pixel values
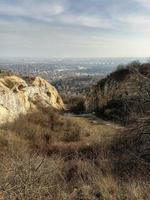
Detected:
left=84, top=62, right=150, bottom=182
left=53, top=75, right=103, bottom=96
left=85, top=62, right=150, bottom=123
left=0, top=64, right=150, bottom=199
left=1, top=108, right=150, bottom=200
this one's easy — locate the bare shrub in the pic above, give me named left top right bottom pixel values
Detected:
left=0, top=150, right=67, bottom=200
left=62, top=132, right=80, bottom=142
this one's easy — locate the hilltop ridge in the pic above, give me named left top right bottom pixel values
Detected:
left=85, top=62, right=150, bottom=123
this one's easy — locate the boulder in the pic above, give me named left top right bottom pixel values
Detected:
left=0, top=75, right=64, bottom=124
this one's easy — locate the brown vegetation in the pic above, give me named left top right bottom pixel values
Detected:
left=0, top=62, right=150, bottom=199
left=85, top=62, right=150, bottom=124
left=0, top=106, right=150, bottom=199
left=63, top=95, right=85, bottom=114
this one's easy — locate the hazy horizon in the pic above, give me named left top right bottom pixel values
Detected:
left=0, top=56, right=149, bottom=60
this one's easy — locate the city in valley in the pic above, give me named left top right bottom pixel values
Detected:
left=0, top=57, right=147, bottom=95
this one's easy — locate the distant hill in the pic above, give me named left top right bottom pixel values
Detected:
left=53, top=75, right=103, bottom=96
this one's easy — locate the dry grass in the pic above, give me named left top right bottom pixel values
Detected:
left=0, top=108, right=150, bottom=199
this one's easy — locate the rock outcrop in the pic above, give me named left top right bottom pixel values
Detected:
left=0, top=75, right=64, bottom=124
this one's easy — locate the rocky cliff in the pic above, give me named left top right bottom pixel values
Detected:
left=85, top=63, right=150, bottom=122
left=0, top=75, right=64, bottom=124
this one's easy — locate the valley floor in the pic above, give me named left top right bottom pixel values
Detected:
left=65, top=113, right=123, bottom=144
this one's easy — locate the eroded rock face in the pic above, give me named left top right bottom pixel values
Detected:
left=0, top=75, right=65, bottom=124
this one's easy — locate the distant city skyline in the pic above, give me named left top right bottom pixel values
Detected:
left=0, top=0, right=150, bottom=58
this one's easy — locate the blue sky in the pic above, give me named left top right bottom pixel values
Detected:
left=0, top=0, right=150, bottom=57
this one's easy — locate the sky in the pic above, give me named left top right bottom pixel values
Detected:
left=0, top=0, right=150, bottom=58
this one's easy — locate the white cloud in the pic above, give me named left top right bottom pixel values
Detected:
left=0, top=2, right=113, bottom=29
left=0, top=19, right=150, bottom=58
left=0, top=4, right=26, bottom=17
left=0, top=0, right=150, bottom=57
left=60, top=14, right=112, bottom=29
left=30, top=3, right=64, bottom=16
left=0, top=2, right=65, bottom=20
left=118, top=14, right=150, bottom=33
left=134, top=0, right=150, bottom=9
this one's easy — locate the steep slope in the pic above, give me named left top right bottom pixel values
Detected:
left=85, top=63, right=150, bottom=167
left=85, top=63, right=150, bottom=122
left=0, top=75, right=64, bottom=124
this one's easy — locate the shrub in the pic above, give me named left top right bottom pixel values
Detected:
left=62, top=131, right=80, bottom=142
left=63, top=95, right=85, bottom=114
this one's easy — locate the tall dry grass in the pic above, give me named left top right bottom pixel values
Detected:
left=0, top=107, right=149, bottom=199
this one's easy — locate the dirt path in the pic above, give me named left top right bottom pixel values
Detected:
left=66, top=113, right=123, bottom=130
left=65, top=113, right=124, bottom=145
